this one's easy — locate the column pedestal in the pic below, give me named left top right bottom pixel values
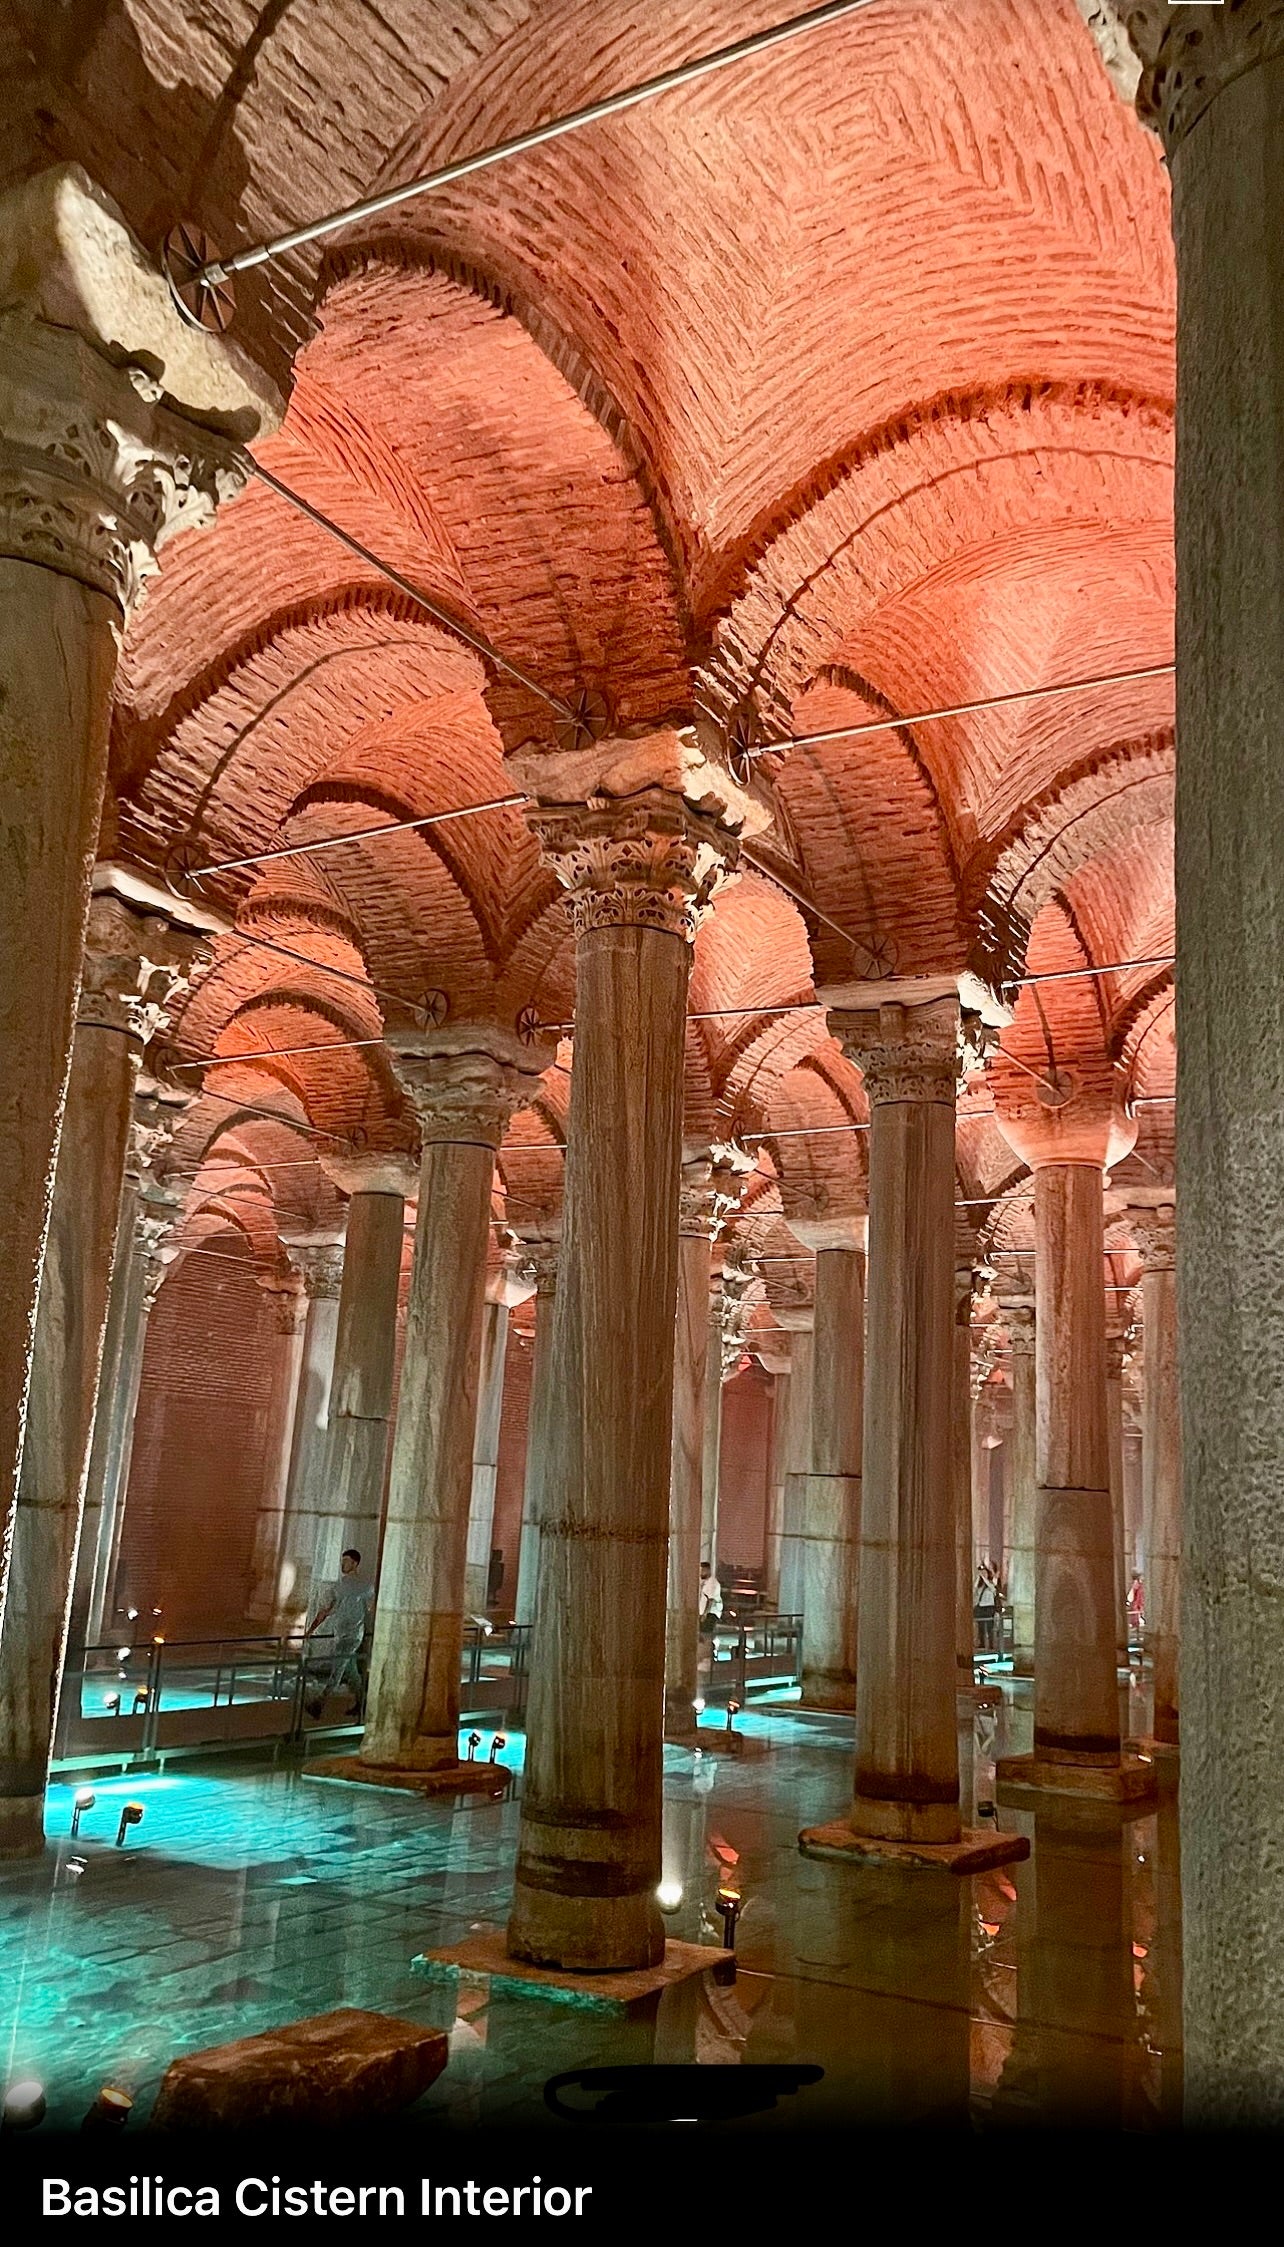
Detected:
left=513, top=1241, right=559, bottom=1628
left=1002, top=1299, right=1037, bottom=1675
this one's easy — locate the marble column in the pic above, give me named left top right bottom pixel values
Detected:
left=804, top=996, right=1023, bottom=1866
left=776, top=1320, right=815, bottom=1617
left=0, top=880, right=210, bottom=1854
left=296, top=1154, right=415, bottom=1609
left=952, top=1264, right=978, bottom=1689
left=784, top=1225, right=864, bottom=1710
left=361, top=1027, right=548, bottom=1773
left=700, top=1278, right=727, bottom=1569
left=0, top=169, right=277, bottom=1629
left=757, top=1327, right=793, bottom=1607
left=1105, top=1326, right=1130, bottom=1669
left=247, top=1276, right=309, bottom=1626
left=1131, top=1201, right=1179, bottom=1747
left=267, top=1236, right=345, bottom=1626
left=513, top=1236, right=560, bottom=1629
left=508, top=766, right=743, bottom=1972
left=665, top=1167, right=718, bottom=1741
left=1002, top=1300, right=1037, bottom=1675
left=464, top=1303, right=510, bottom=1618
left=1117, top=1, right=1284, bottom=2107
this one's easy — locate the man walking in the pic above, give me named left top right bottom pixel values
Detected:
left=304, top=1548, right=373, bottom=1721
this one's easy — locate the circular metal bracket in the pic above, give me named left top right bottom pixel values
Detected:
left=726, top=704, right=762, bottom=788
left=162, top=224, right=236, bottom=335
left=850, top=933, right=900, bottom=981
left=162, top=837, right=204, bottom=896
left=421, top=988, right=450, bottom=1028
left=1036, top=1066, right=1077, bottom=1110
left=515, top=1004, right=543, bottom=1047
left=555, top=687, right=612, bottom=757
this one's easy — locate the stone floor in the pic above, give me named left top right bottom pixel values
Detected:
left=0, top=1672, right=1179, bottom=2135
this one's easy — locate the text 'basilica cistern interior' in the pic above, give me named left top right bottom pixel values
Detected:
left=0, top=0, right=1281, bottom=2146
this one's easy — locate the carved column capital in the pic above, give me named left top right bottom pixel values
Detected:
left=529, top=786, right=740, bottom=943
left=319, top=1148, right=418, bottom=1200
left=135, top=1184, right=185, bottom=1310
left=78, top=881, right=214, bottom=1046
left=679, top=1141, right=755, bottom=1239
left=260, top=1275, right=307, bottom=1336
left=1137, top=0, right=1284, bottom=153
left=284, top=1235, right=346, bottom=1302
left=1001, top=1298, right=1037, bottom=1357
left=830, top=996, right=983, bottom=1108
left=387, top=1023, right=552, bottom=1151
left=1128, top=1200, right=1176, bottom=1272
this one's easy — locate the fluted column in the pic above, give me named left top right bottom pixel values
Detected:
left=513, top=1237, right=560, bottom=1629
left=0, top=170, right=277, bottom=1627
left=1131, top=1202, right=1179, bottom=1747
left=361, top=1028, right=548, bottom=1773
left=809, top=996, right=1001, bottom=1857
left=508, top=766, right=743, bottom=1972
left=267, top=1237, right=344, bottom=1625
left=295, top=1153, right=415, bottom=1609
left=0, top=880, right=210, bottom=1854
left=784, top=1224, right=864, bottom=1710
left=1002, top=1300, right=1037, bottom=1674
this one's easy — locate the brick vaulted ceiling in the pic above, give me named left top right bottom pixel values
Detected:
left=8, top=0, right=1176, bottom=1268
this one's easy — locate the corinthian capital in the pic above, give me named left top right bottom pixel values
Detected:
left=1129, top=1200, right=1176, bottom=1272
left=387, top=1023, right=552, bottom=1151
left=530, top=786, right=740, bottom=944
left=1136, top=0, right=1284, bottom=152
left=284, top=1234, right=346, bottom=1302
left=830, top=996, right=982, bottom=1108
left=0, top=167, right=281, bottom=616
left=79, top=873, right=217, bottom=1044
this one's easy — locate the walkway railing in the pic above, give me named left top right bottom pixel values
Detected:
left=703, top=1612, right=803, bottom=1705
left=54, top=1620, right=532, bottom=1769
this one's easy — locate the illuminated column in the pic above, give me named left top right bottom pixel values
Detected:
left=361, top=1027, right=548, bottom=1773
left=1001, top=1299, right=1038, bottom=1675
left=993, top=1065, right=1147, bottom=1802
left=508, top=753, right=746, bottom=1972
left=247, top=1274, right=310, bottom=1626
left=265, top=1236, right=345, bottom=1626
left=513, top=1235, right=560, bottom=1629
left=465, top=1243, right=536, bottom=1614
left=700, top=1276, right=728, bottom=1567
left=0, top=878, right=210, bottom=1854
left=1105, top=1325, right=1131, bottom=1668
left=802, top=996, right=1024, bottom=1869
left=297, top=1153, right=415, bottom=1607
left=0, top=168, right=276, bottom=1631
left=952, top=1260, right=978, bottom=1688
left=784, top=1223, right=864, bottom=1711
left=776, top=1319, right=815, bottom=1617
left=1130, top=1200, right=1178, bottom=1747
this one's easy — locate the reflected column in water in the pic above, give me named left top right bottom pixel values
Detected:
left=998, top=1809, right=1141, bottom=2126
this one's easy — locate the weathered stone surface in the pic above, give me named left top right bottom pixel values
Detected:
left=304, top=1755, right=507, bottom=1798
left=798, top=1819, right=1028, bottom=1875
left=416, top=1930, right=722, bottom=2015
left=151, top=2008, right=447, bottom=2129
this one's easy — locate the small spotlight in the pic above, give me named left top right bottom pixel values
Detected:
left=81, top=2085, right=132, bottom=2132
left=70, top=1788, right=95, bottom=1838
left=725, top=1698, right=741, bottom=1737
left=152, top=1634, right=165, bottom=1646
left=465, top=1731, right=482, bottom=1762
left=115, top=1803, right=144, bottom=1848
left=656, top=1879, right=684, bottom=1912
left=103, top=1692, right=120, bottom=1714
left=487, top=1734, right=507, bottom=1763
left=131, top=1689, right=148, bottom=1716
left=714, top=1884, right=743, bottom=1952
left=692, top=1697, right=705, bottom=1715
left=977, top=1798, right=996, bottom=1821
left=116, top=1647, right=132, bottom=1661
left=151, top=1608, right=162, bottom=1618
left=2, top=2078, right=46, bottom=2131
left=481, top=1620, right=493, bottom=1637
left=126, top=1608, right=139, bottom=1622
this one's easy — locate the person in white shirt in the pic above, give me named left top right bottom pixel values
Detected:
left=304, top=1548, right=374, bottom=1718
left=698, top=1562, right=724, bottom=1639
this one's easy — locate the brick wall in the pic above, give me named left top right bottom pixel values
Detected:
left=717, top=1365, right=773, bottom=1571
left=112, top=1238, right=291, bottom=1641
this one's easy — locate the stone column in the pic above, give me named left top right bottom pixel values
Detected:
left=1131, top=1201, right=1179, bottom=1747
left=776, top=1319, right=815, bottom=1617
left=465, top=1246, right=536, bottom=1615
left=665, top=1166, right=718, bottom=1741
left=952, top=1264, right=978, bottom=1689
left=296, top=1154, right=415, bottom=1609
left=268, top=1237, right=344, bottom=1626
left=247, top=1276, right=309, bottom=1625
left=783, top=1223, right=864, bottom=1710
left=1002, top=1300, right=1038, bottom=1675
left=360, top=1027, right=548, bottom=1774
left=700, top=1277, right=727, bottom=1568
left=1105, top=1326, right=1130, bottom=1669
left=0, top=169, right=277, bottom=1628
left=1116, top=1, right=1284, bottom=2107
left=83, top=1184, right=180, bottom=1642
left=508, top=770, right=743, bottom=1972
left=801, top=997, right=1026, bottom=1868
left=513, top=1236, right=560, bottom=1629
left=0, top=880, right=210, bottom=1854
left=992, top=1060, right=1146, bottom=1801
left=756, top=1326, right=793, bottom=1607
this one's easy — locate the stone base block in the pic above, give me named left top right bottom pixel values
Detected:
left=994, top=1750, right=1157, bottom=1806
left=413, top=1929, right=726, bottom=2014
left=797, top=1819, right=1029, bottom=1874
left=0, top=1794, right=45, bottom=1860
left=303, top=1755, right=507, bottom=1798
left=152, top=2007, right=447, bottom=2129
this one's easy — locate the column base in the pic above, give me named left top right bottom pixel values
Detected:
left=994, top=1749, right=1157, bottom=1806
left=798, top=1818, right=1028, bottom=1875
left=798, top=1679, right=856, bottom=1714
left=303, top=1755, right=508, bottom=1798
left=0, top=1795, right=45, bottom=1859
left=413, top=1929, right=726, bottom=2015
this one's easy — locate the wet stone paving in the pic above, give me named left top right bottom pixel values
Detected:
left=0, top=1679, right=1179, bottom=2136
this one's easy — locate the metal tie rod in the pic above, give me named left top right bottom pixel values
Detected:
left=186, top=1, right=882, bottom=288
